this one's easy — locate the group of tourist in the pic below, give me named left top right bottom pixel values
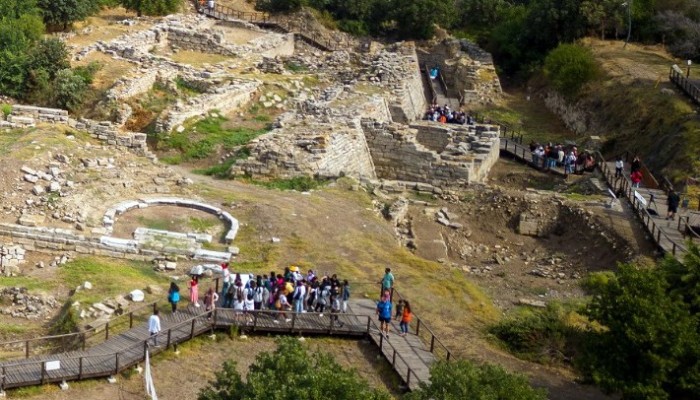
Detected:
left=153, top=266, right=414, bottom=341
left=529, top=142, right=596, bottom=175
left=424, top=104, right=474, bottom=125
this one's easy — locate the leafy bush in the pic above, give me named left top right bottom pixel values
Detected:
left=580, top=249, right=700, bottom=399
left=490, top=303, right=583, bottom=364
left=255, top=0, right=304, bottom=13
left=120, top=0, right=182, bottom=16
left=338, top=19, right=368, bottom=36
left=73, top=61, right=102, bottom=85
left=198, top=337, right=391, bottom=400
left=53, top=69, right=88, bottom=112
left=0, top=103, right=12, bottom=117
left=27, top=38, right=70, bottom=79
left=37, top=0, right=99, bottom=30
left=405, top=359, right=547, bottom=400
left=544, top=43, right=598, bottom=97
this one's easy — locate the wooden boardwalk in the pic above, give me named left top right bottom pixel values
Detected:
left=600, top=159, right=698, bottom=259
left=499, top=138, right=566, bottom=176
left=0, top=292, right=446, bottom=392
left=498, top=136, right=698, bottom=259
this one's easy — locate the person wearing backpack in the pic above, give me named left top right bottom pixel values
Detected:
left=330, top=294, right=343, bottom=327
left=220, top=262, right=231, bottom=305
left=168, top=282, right=180, bottom=313
left=292, top=281, right=305, bottom=313
left=341, top=280, right=350, bottom=313
left=253, top=280, right=265, bottom=310
left=315, top=283, right=329, bottom=316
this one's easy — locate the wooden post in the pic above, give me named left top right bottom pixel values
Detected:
left=290, top=313, right=297, bottom=332
left=115, top=352, right=120, bottom=374
left=129, top=311, right=134, bottom=329
left=152, top=302, right=157, bottom=314
left=416, top=319, right=421, bottom=336
left=143, top=341, right=148, bottom=359
left=406, top=367, right=412, bottom=388
left=1, top=366, right=5, bottom=390
left=392, top=349, right=396, bottom=366
left=366, top=316, right=371, bottom=334
left=82, top=332, right=86, bottom=351
left=379, top=333, right=383, bottom=350
left=447, top=351, right=451, bottom=361
left=105, top=322, right=110, bottom=340
left=252, top=312, right=258, bottom=332
left=79, top=357, right=83, bottom=379
left=41, top=361, right=46, bottom=384
left=430, top=335, right=435, bottom=353
left=190, top=319, right=196, bottom=339
left=25, top=340, right=29, bottom=358
left=166, top=329, right=172, bottom=348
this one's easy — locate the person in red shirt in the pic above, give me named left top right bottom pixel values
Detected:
left=631, top=170, right=643, bottom=188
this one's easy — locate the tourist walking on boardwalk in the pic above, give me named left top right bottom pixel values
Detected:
left=631, top=156, right=641, bottom=173
left=615, top=156, right=624, bottom=178
left=399, top=301, right=412, bottom=336
left=167, top=282, right=180, bottom=313
left=341, top=279, right=350, bottom=313
left=394, top=299, right=405, bottom=321
left=189, top=276, right=200, bottom=307
left=204, top=287, right=219, bottom=320
left=376, top=294, right=392, bottom=339
left=274, top=290, right=292, bottom=323
left=381, top=267, right=394, bottom=293
left=292, top=280, right=305, bottom=313
left=631, top=169, right=643, bottom=189
left=207, top=0, right=215, bottom=12
left=220, top=262, right=231, bottom=305
left=667, top=189, right=681, bottom=221
left=148, top=309, right=161, bottom=346
left=330, top=294, right=343, bottom=327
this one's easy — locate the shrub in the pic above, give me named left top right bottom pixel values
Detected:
left=73, top=61, right=102, bottom=85
left=405, top=359, right=547, bottom=400
left=198, top=337, right=390, bottom=400
left=255, top=0, right=304, bottom=13
left=53, top=69, right=88, bottom=112
left=120, top=0, right=182, bottom=16
left=489, top=303, right=583, bottom=364
left=0, top=103, right=12, bottom=117
left=544, top=43, right=598, bottom=97
left=27, top=38, right=70, bottom=79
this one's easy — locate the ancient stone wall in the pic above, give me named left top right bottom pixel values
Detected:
left=416, top=38, right=502, bottom=106
left=0, top=223, right=229, bottom=262
left=376, top=43, right=427, bottom=124
left=1, top=105, right=153, bottom=160
left=155, top=79, right=261, bottom=133
left=363, top=120, right=500, bottom=186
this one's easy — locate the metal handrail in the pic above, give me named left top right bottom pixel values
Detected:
left=594, top=151, right=687, bottom=257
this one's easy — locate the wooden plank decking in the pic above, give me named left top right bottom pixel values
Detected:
left=0, top=298, right=439, bottom=392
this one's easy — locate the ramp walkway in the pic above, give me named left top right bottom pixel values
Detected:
left=0, top=285, right=444, bottom=392
left=498, top=133, right=696, bottom=259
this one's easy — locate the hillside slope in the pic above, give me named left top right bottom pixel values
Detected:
left=542, top=39, right=700, bottom=183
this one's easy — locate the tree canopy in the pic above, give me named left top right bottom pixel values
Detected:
left=581, top=246, right=700, bottom=400
left=198, top=338, right=391, bottom=400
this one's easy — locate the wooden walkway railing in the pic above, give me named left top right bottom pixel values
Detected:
left=0, top=283, right=450, bottom=392
left=670, top=65, right=700, bottom=105
left=499, top=137, right=567, bottom=176
left=594, top=152, right=688, bottom=258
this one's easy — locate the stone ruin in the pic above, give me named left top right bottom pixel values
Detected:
left=417, top=38, right=502, bottom=105
left=230, top=41, right=502, bottom=188
left=1, top=244, right=26, bottom=276
left=0, top=287, right=59, bottom=319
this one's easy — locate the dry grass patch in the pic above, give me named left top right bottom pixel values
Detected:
left=168, top=50, right=235, bottom=68
left=72, top=52, right=134, bottom=91
left=66, top=8, right=142, bottom=48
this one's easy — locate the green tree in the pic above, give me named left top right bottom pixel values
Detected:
left=53, top=69, right=88, bottom=112
left=0, top=0, right=40, bottom=19
left=120, top=0, right=181, bottom=17
left=581, top=262, right=700, bottom=399
left=255, top=0, right=305, bottom=13
left=543, top=43, right=598, bottom=97
left=37, top=0, right=99, bottom=30
left=198, top=337, right=391, bottom=400
left=390, top=0, right=456, bottom=40
left=28, top=38, right=70, bottom=79
left=405, top=359, right=547, bottom=400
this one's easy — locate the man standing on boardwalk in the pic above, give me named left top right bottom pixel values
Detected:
left=381, top=268, right=394, bottom=292
left=148, top=309, right=161, bottom=346
left=667, top=189, right=681, bottom=221
left=376, top=294, right=392, bottom=339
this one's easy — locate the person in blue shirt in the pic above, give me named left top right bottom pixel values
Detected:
left=376, top=294, right=392, bottom=339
